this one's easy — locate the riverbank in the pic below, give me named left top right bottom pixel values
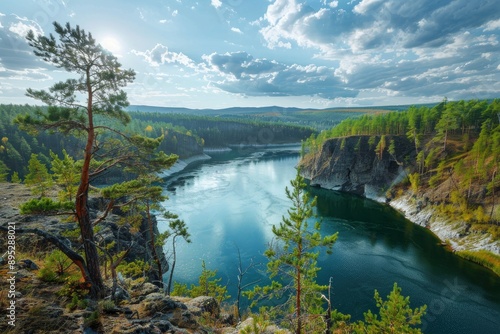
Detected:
left=158, top=153, right=212, bottom=178
left=389, top=194, right=499, bottom=253
left=388, top=194, right=500, bottom=275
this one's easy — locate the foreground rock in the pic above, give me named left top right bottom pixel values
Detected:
left=0, top=260, right=225, bottom=333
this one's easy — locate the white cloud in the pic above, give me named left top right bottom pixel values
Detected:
left=133, top=44, right=196, bottom=68
left=329, top=1, right=339, bottom=8
left=9, top=20, right=42, bottom=39
left=231, top=27, right=242, bottom=34
left=260, top=0, right=500, bottom=53
left=211, top=0, right=222, bottom=9
left=321, top=1, right=339, bottom=8
left=353, top=0, right=384, bottom=15
left=202, top=51, right=354, bottom=99
left=0, top=67, right=52, bottom=82
left=483, top=19, right=500, bottom=31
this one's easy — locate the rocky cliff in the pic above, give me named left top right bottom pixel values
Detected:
left=300, top=135, right=415, bottom=200
left=299, top=136, right=500, bottom=258
left=0, top=183, right=168, bottom=284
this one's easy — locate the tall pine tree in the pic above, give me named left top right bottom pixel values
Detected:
left=16, top=22, right=176, bottom=299
left=246, top=169, right=338, bottom=334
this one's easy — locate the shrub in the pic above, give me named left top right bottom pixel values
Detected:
left=67, top=292, right=89, bottom=311
left=116, top=259, right=151, bottom=279
left=457, top=250, right=500, bottom=276
left=38, top=250, right=76, bottom=283
left=171, top=260, right=230, bottom=304
left=20, top=197, right=74, bottom=214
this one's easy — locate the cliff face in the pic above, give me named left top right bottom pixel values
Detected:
left=0, top=183, right=169, bottom=284
left=89, top=197, right=169, bottom=282
left=300, top=135, right=415, bottom=199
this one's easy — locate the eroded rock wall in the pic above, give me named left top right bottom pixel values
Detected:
left=300, top=135, right=415, bottom=199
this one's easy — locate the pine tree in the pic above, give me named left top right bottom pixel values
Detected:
left=10, top=171, right=21, bottom=184
left=354, top=283, right=427, bottom=333
left=100, top=175, right=177, bottom=289
left=50, top=150, right=80, bottom=202
left=164, top=214, right=191, bottom=295
left=15, top=22, right=176, bottom=299
left=0, top=160, right=9, bottom=182
left=435, top=103, right=460, bottom=151
left=246, top=169, right=338, bottom=334
left=172, top=260, right=230, bottom=305
left=25, top=153, right=53, bottom=196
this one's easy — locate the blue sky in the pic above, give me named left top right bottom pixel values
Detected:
left=1, top=0, right=499, bottom=109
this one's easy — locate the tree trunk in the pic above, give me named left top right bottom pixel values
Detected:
left=74, top=73, right=104, bottom=300
left=490, top=168, right=497, bottom=221
left=443, top=128, right=448, bottom=152
left=296, top=265, right=302, bottom=334
left=167, top=236, right=177, bottom=295
left=146, top=201, right=163, bottom=289
left=296, top=239, right=302, bottom=334
left=76, top=200, right=105, bottom=299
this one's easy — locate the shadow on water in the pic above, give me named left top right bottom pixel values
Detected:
left=308, top=186, right=500, bottom=332
left=311, top=187, right=500, bottom=295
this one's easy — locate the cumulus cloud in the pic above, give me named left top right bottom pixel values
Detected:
left=344, top=31, right=500, bottom=99
left=9, top=21, right=35, bottom=38
left=256, top=0, right=500, bottom=102
left=0, top=67, right=52, bottom=82
left=260, top=0, right=500, bottom=52
left=132, top=44, right=196, bottom=68
left=483, top=18, right=500, bottom=31
left=322, top=1, right=338, bottom=8
left=203, top=51, right=355, bottom=99
left=211, top=0, right=222, bottom=9
left=0, top=14, right=46, bottom=74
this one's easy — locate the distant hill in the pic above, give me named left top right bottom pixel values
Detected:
left=127, top=104, right=433, bottom=131
left=127, top=105, right=303, bottom=116
left=127, top=104, right=429, bottom=116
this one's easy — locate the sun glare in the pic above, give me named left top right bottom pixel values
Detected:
left=100, top=36, right=121, bottom=55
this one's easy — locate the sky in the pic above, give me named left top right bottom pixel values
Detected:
left=1, top=0, right=499, bottom=109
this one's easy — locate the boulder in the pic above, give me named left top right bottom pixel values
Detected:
left=21, top=258, right=39, bottom=270
left=139, top=293, right=187, bottom=317
left=185, top=296, right=220, bottom=317
left=133, top=282, right=160, bottom=298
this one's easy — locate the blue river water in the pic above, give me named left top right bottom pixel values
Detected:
left=160, top=146, right=500, bottom=333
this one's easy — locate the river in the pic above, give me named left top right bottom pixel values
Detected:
left=160, top=146, right=500, bottom=334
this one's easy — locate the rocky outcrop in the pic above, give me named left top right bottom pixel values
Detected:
left=158, top=153, right=211, bottom=178
left=390, top=194, right=499, bottom=254
left=0, top=183, right=169, bottom=286
left=300, top=135, right=414, bottom=200
left=299, top=136, right=500, bottom=257
left=78, top=197, right=170, bottom=284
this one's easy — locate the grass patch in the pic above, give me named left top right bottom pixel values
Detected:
left=456, top=250, right=500, bottom=276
